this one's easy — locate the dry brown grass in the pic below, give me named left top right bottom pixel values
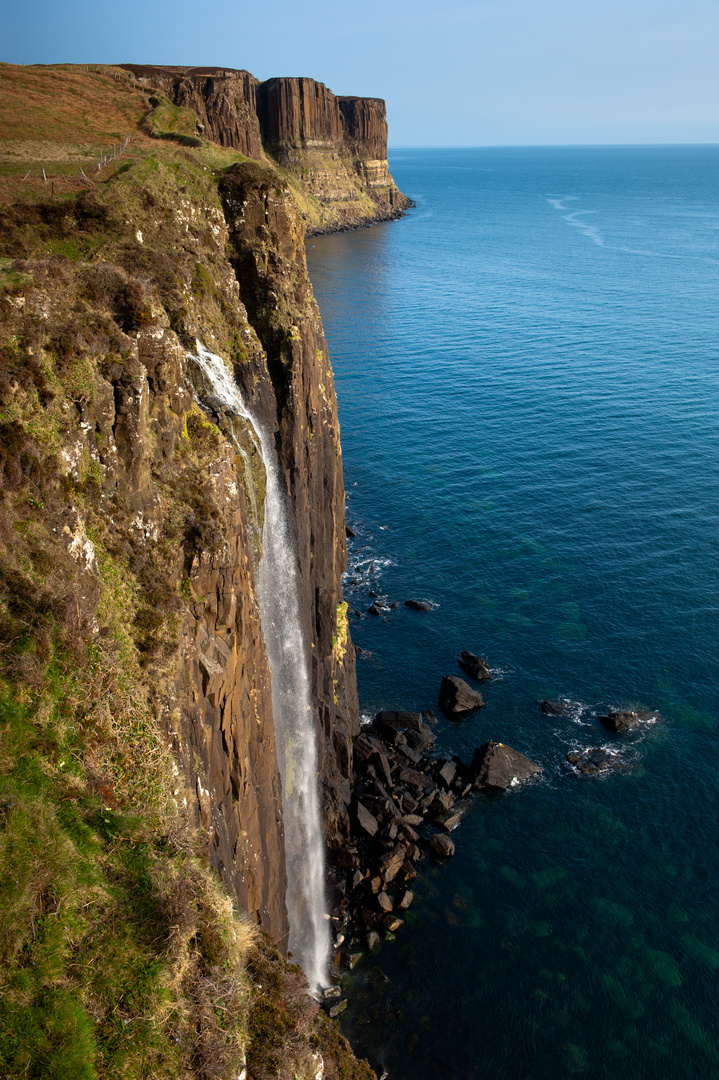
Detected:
left=0, top=64, right=147, bottom=145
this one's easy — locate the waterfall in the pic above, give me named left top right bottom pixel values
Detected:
left=189, top=341, right=330, bottom=992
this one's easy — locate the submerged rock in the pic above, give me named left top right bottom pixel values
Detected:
left=405, top=599, right=433, bottom=611
left=438, top=675, right=485, bottom=715
left=567, top=747, right=622, bottom=775
left=540, top=698, right=573, bottom=716
left=471, top=741, right=541, bottom=790
left=430, top=833, right=456, bottom=858
left=458, top=651, right=492, bottom=681
left=599, top=709, right=661, bottom=733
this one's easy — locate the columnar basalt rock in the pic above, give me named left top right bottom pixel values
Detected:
left=258, top=77, right=345, bottom=149
left=120, top=63, right=413, bottom=232
left=122, top=64, right=264, bottom=157
left=218, top=161, right=360, bottom=846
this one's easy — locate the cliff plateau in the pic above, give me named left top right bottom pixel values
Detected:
left=0, top=63, right=375, bottom=1078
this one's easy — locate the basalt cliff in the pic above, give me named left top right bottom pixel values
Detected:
left=0, top=61, right=402, bottom=1079
left=122, top=64, right=412, bottom=234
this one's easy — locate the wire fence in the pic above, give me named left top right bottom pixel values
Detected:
left=17, top=131, right=138, bottom=191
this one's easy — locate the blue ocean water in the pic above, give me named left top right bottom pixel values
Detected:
left=306, top=146, right=719, bottom=1080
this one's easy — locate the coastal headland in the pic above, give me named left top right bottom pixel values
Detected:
left=0, top=60, right=412, bottom=1078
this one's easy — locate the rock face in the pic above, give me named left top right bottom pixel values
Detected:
left=471, top=742, right=542, bottom=790
left=218, top=161, right=360, bottom=845
left=121, top=64, right=412, bottom=233
left=123, top=64, right=264, bottom=157
left=439, top=675, right=485, bottom=715
left=0, top=145, right=360, bottom=940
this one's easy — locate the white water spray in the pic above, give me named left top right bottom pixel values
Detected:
left=190, top=342, right=330, bottom=992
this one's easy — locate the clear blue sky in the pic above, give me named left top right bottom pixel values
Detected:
left=5, top=0, right=718, bottom=146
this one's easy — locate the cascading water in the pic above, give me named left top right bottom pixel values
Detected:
left=190, top=341, right=330, bottom=992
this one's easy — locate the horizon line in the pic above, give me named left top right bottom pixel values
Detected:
left=388, top=141, right=719, bottom=150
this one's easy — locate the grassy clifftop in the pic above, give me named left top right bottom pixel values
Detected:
left=0, top=63, right=373, bottom=1080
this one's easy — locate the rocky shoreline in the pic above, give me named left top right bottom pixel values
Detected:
left=321, top=638, right=663, bottom=1027
left=321, top=652, right=542, bottom=1019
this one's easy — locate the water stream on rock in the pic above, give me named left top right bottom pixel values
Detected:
left=190, top=341, right=329, bottom=992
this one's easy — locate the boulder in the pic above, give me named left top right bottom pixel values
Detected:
left=376, top=709, right=422, bottom=729
left=367, top=930, right=381, bottom=954
left=355, top=800, right=379, bottom=837
left=405, top=599, right=432, bottom=611
left=430, top=833, right=456, bottom=858
left=384, top=915, right=404, bottom=932
left=398, top=767, right=427, bottom=790
left=397, top=889, right=414, bottom=910
left=458, top=651, right=492, bottom=681
left=439, top=675, right=485, bottom=715
left=540, top=699, right=572, bottom=716
left=377, top=891, right=393, bottom=912
left=435, top=789, right=455, bottom=813
left=379, top=846, right=406, bottom=883
left=398, top=744, right=422, bottom=766
left=471, top=741, right=542, bottom=790
left=438, top=760, right=457, bottom=788
left=599, top=709, right=660, bottom=733
left=405, top=714, right=436, bottom=752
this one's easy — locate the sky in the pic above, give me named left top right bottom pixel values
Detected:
left=4, top=0, right=719, bottom=146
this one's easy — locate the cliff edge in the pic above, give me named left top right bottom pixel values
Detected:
left=0, top=62, right=372, bottom=1078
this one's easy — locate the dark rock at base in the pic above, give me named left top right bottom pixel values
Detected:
left=346, top=524, right=357, bottom=538
left=430, top=833, right=456, bottom=858
left=398, top=767, right=427, bottom=790
left=368, top=603, right=382, bottom=616
left=384, top=915, right=404, bottom=932
left=398, top=744, right=422, bottom=766
left=471, top=741, right=542, bottom=790
left=397, top=889, right=414, bottom=910
left=379, top=847, right=406, bottom=882
left=367, top=930, right=381, bottom=953
left=355, top=800, right=379, bottom=837
left=435, top=789, right=455, bottom=813
left=375, top=709, right=422, bottom=729
left=438, top=760, right=457, bottom=788
left=405, top=714, right=436, bottom=752
left=458, top=651, right=492, bottom=681
left=567, top=747, right=621, bottom=775
left=438, top=810, right=464, bottom=832
left=439, top=675, right=485, bottom=716
left=599, top=709, right=660, bottom=733
left=405, top=599, right=433, bottom=611
left=540, top=698, right=572, bottom=716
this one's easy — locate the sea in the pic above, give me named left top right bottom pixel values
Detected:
left=305, top=146, right=719, bottom=1080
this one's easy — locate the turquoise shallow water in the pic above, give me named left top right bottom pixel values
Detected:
left=306, top=146, right=719, bottom=1080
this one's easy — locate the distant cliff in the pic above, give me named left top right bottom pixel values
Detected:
left=121, top=64, right=412, bottom=233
